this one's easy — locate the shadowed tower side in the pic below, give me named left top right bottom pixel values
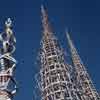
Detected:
left=66, top=32, right=100, bottom=100
left=0, top=18, right=17, bottom=100
left=35, top=5, right=80, bottom=100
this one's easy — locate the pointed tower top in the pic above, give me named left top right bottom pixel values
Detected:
left=41, top=4, right=45, bottom=14
left=41, top=5, right=52, bottom=34
left=66, top=30, right=75, bottom=51
left=5, top=18, right=12, bottom=28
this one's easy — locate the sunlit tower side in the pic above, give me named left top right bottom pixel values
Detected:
left=36, top=5, right=80, bottom=100
left=0, top=18, right=17, bottom=100
left=66, top=32, right=100, bottom=100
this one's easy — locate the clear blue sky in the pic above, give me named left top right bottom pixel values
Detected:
left=0, top=0, right=100, bottom=100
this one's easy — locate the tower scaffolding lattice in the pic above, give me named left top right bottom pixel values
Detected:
left=35, top=5, right=80, bottom=100
left=66, top=32, right=100, bottom=100
left=0, top=18, right=17, bottom=100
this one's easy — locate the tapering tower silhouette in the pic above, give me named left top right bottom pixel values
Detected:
left=36, top=5, right=80, bottom=100
left=66, top=32, right=100, bottom=100
left=0, top=18, right=17, bottom=100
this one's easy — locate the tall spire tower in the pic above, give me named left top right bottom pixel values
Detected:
left=66, top=32, right=100, bottom=100
left=0, top=18, right=17, bottom=100
left=36, top=5, right=80, bottom=100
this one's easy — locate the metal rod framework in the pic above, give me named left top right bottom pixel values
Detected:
left=36, top=5, right=80, bottom=100
left=0, top=18, right=17, bottom=100
left=66, top=32, right=100, bottom=100
left=35, top=5, right=100, bottom=100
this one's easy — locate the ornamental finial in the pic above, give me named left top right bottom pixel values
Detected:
left=5, top=18, right=12, bottom=28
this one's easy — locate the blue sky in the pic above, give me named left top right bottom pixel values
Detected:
left=0, top=0, right=100, bottom=100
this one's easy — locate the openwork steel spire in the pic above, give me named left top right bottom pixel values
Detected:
left=41, top=5, right=52, bottom=34
left=35, top=5, right=80, bottom=100
left=0, top=18, right=17, bottom=100
left=66, top=32, right=100, bottom=100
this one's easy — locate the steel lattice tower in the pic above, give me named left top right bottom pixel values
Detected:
left=36, top=5, right=80, bottom=100
left=0, top=18, right=17, bottom=100
left=66, top=32, right=100, bottom=100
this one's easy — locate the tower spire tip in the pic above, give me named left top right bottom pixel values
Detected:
left=65, top=28, right=70, bottom=39
left=5, top=18, right=12, bottom=28
left=41, top=4, right=52, bottom=34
